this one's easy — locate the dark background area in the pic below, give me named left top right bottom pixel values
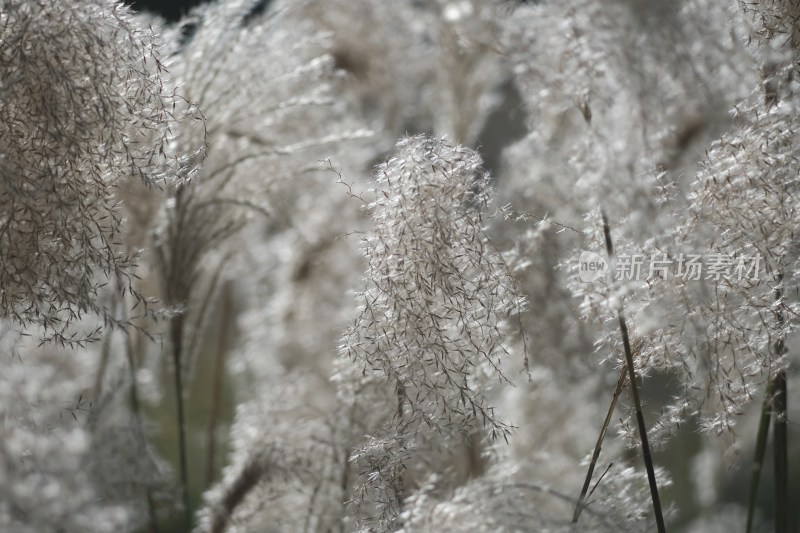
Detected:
left=127, top=0, right=209, bottom=21
left=127, top=0, right=534, bottom=23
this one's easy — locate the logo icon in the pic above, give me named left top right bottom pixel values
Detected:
left=578, top=251, right=608, bottom=282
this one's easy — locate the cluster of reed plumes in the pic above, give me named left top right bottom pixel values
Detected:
left=2, top=1, right=800, bottom=532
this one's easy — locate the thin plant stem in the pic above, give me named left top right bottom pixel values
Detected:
left=617, top=310, right=666, bottom=532
left=126, top=334, right=161, bottom=533
left=394, top=384, right=406, bottom=516
left=92, top=326, right=113, bottom=399
left=772, top=279, right=788, bottom=533
left=93, top=285, right=122, bottom=399
left=187, top=255, right=233, bottom=372
left=572, top=366, right=626, bottom=523
left=601, top=211, right=666, bottom=533
left=773, top=369, right=788, bottom=533
left=746, top=379, right=773, bottom=533
left=171, top=314, right=191, bottom=530
left=117, top=299, right=161, bottom=533
left=206, top=281, right=232, bottom=487
left=339, top=445, right=351, bottom=533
